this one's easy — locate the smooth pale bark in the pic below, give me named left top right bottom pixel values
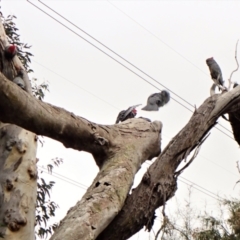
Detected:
left=0, top=123, right=37, bottom=239
left=0, top=18, right=37, bottom=240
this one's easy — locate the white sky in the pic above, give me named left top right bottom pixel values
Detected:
left=2, top=0, right=240, bottom=239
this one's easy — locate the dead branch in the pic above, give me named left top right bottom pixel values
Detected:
left=233, top=161, right=240, bottom=189
left=154, top=199, right=167, bottom=240
left=228, top=40, right=239, bottom=90
left=174, top=132, right=210, bottom=178
left=237, top=161, right=240, bottom=174
left=210, top=83, right=217, bottom=96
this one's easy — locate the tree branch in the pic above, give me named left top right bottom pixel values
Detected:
left=98, top=89, right=240, bottom=240
left=2, top=44, right=240, bottom=239
left=228, top=39, right=239, bottom=90
left=174, top=133, right=209, bottom=178
left=0, top=72, right=113, bottom=163
left=0, top=71, right=164, bottom=239
left=0, top=72, right=162, bottom=167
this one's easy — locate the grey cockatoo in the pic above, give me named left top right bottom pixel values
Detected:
left=206, top=57, right=225, bottom=91
left=13, top=75, right=25, bottom=90
left=142, top=90, right=170, bottom=111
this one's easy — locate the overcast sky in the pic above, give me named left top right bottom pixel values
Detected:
left=2, top=0, right=240, bottom=239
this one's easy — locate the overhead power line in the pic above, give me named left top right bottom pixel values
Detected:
left=26, top=0, right=239, bottom=198
left=178, top=179, right=221, bottom=201
left=144, top=161, right=227, bottom=202
left=33, top=60, right=120, bottom=110
left=28, top=0, right=234, bottom=140
left=107, top=0, right=209, bottom=76
left=179, top=176, right=224, bottom=201
left=38, top=166, right=88, bottom=190
left=38, top=0, right=196, bottom=109
left=39, top=164, right=225, bottom=202
left=26, top=0, right=240, bottom=198
left=27, top=1, right=194, bottom=112
left=14, top=3, right=240, bottom=234
left=35, top=59, right=239, bottom=186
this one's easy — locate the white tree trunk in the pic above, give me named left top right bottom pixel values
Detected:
left=0, top=123, right=37, bottom=239
left=0, top=18, right=37, bottom=240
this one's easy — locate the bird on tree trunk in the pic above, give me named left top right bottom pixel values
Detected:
left=115, top=104, right=141, bottom=124
left=13, top=75, right=25, bottom=90
left=206, top=57, right=225, bottom=91
left=12, top=69, right=29, bottom=91
left=4, top=44, right=17, bottom=60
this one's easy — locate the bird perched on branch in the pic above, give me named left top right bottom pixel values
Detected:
left=4, top=44, right=17, bottom=60
left=206, top=57, right=225, bottom=91
left=115, top=104, right=141, bottom=123
left=142, top=90, right=170, bottom=111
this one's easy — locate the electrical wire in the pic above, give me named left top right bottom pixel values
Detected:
left=106, top=0, right=235, bottom=136
left=179, top=176, right=224, bottom=201
left=34, top=59, right=240, bottom=193
left=28, top=0, right=234, bottom=139
left=107, top=0, right=208, bottom=77
left=39, top=167, right=219, bottom=239
left=25, top=0, right=240, bottom=208
left=179, top=180, right=220, bottom=201
left=38, top=0, right=196, bottom=109
left=34, top=56, right=239, bottom=182
left=39, top=165, right=223, bottom=201
left=38, top=0, right=234, bottom=137
left=42, top=167, right=88, bottom=189
left=26, top=1, right=240, bottom=200
left=27, top=1, right=194, bottom=113
left=144, top=162, right=226, bottom=202
left=33, top=60, right=120, bottom=110
left=38, top=166, right=88, bottom=190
